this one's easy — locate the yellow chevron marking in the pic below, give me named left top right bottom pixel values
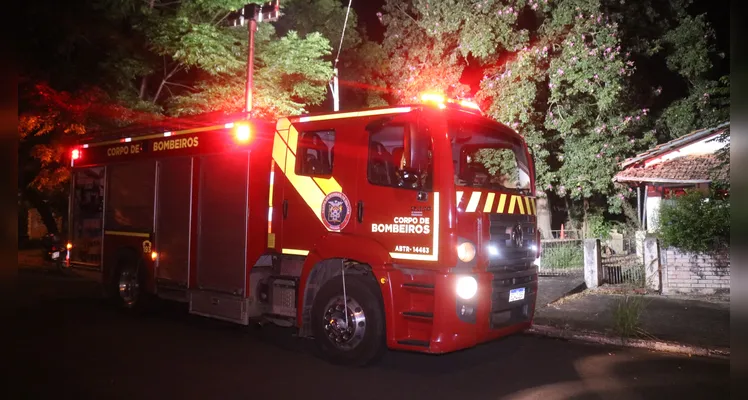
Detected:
left=525, top=197, right=532, bottom=215
left=483, top=192, right=495, bottom=213
left=466, top=191, right=482, bottom=212
left=497, top=193, right=507, bottom=213
left=272, top=132, right=288, bottom=171
left=272, top=121, right=342, bottom=231
left=531, top=198, right=537, bottom=215
left=276, top=118, right=292, bottom=131
left=313, top=176, right=340, bottom=194
left=507, top=195, right=517, bottom=214
left=516, top=195, right=526, bottom=215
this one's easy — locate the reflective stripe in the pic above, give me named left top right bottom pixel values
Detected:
left=497, top=193, right=507, bottom=213
left=466, top=191, right=481, bottom=212
left=390, top=192, right=440, bottom=261
left=507, top=195, right=517, bottom=214
left=531, top=198, right=537, bottom=215
left=105, top=231, right=150, bottom=238
left=282, top=248, right=309, bottom=256
left=456, top=191, right=464, bottom=207
left=295, top=107, right=412, bottom=123
left=483, top=192, right=495, bottom=213
left=516, top=195, right=526, bottom=215
left=525, top=197, right=532, bottom=215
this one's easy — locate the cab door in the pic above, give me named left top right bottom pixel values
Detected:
left=354, top=113, right=440, bottom=263
left=275, top=119, right=361, bottom=255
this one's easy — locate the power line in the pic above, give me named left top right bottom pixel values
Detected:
left=334, top=0, right=353, bottom=69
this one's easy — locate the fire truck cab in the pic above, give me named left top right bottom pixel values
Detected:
left=67, top=96, right=539, bottom=365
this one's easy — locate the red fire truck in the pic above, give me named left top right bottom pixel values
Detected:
left=66, top=95, right=539, bottom=365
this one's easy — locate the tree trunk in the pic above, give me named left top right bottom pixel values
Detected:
left=582, top=198, right=590, bottom=239
left=139, top=76, right=148, bottom=100
left=536, top=195, right=553, bottom=239
left=22, top=188, right=59, bottom=235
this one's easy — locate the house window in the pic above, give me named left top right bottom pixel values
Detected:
left=296, top=130, right=335, bottom=177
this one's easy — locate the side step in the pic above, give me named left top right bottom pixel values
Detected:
left=189, top=290, right=249, bottom=325
left=157, top=285, right=189, bottom=303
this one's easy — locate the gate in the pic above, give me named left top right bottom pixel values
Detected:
left=538, top=239, right=584, bottom=276
left=601, top=236, right=646, bottom=286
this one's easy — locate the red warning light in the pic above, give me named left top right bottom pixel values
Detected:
left=71, top=149, right=81, bottom=160
left=234, top=123, right=251, bottom=143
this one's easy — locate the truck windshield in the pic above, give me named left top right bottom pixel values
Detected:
left=448, top=120, right=532, bottom=194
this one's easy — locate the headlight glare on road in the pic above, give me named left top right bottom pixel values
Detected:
left=456, top=276, right=478, bottom=300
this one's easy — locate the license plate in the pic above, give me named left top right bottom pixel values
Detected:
left=509, top=288, right=525, bottom=302
left=52, top=251, right=60, bottom=260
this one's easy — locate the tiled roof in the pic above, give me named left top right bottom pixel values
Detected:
left=614, top=154, right=728, bottom=183
left=620, top=122, right=729, bottom=168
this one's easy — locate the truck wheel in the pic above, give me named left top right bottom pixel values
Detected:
left=310, top=274, right=386, bottom=366
left=113, top=256, right=149, bottom=311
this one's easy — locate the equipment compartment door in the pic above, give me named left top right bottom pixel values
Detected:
left=154, top=157, right=192, bottom=285
left=196, top=151, right=250, bottom=295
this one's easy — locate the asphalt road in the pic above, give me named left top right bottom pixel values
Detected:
left=12, top=270, right=730, bottom=400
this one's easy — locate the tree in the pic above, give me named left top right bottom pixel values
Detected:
left=375, top=0, right=728, bottom=235
left=17, top=0, right=346, bottom=234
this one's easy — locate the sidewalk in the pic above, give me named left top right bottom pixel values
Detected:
left=531, top=287, right=730, bottom=358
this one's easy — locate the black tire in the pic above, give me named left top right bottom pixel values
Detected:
left=112, top=254, right=150, bottom=312
left=310, top=274, right=386, bottom=366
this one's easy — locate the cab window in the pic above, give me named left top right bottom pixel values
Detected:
left=367, top=125, right=433, bottom=191
left=296, top=130, right=335, bottom=177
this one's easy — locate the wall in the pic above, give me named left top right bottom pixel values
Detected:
left=660, top=247, right=730, bottom=295
left=26, top=208, right=63, bottom=240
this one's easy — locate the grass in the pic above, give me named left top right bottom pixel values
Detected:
left=540, top=243, right=584, bottom=269
left=612, top=295, right=655, bottom=341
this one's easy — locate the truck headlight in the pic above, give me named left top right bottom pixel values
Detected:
left=457, top=241, right=476, bottom=262
left=456, top=276, right=478, bottom=300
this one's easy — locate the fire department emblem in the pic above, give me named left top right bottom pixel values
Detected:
left=321, top=192, right=351, bottom=231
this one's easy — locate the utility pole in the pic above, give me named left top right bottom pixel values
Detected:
left=245, top=6, right=257, bottom=114
left=232, top=1, right=280, bottom=115
left=331, top=68, right=340, bottom=112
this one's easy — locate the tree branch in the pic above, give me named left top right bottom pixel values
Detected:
left=153, top=65, right=182, bottom=104
left=164, top=81, right=196, bottom=91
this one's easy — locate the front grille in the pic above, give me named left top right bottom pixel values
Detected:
left=489, top=271, right=537, bottom=330
left=486, top=213, right=537, bottom=271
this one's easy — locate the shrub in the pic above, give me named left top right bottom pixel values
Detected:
left=586, top=212, right=613, bottom=240
left=657, top=189, right=729, bottom=254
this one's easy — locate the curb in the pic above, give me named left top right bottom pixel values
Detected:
left=527, top=324, right=730, bottom=360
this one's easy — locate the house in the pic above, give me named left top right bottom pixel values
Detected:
left=613, top=122, right=729, bottom=232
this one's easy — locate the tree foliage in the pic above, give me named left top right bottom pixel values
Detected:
left=19, top=0, right=364, bottom=234
left=376, top=0, right=728, bottom=221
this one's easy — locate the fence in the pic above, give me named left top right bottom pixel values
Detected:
left=600, top=236, right=646, bottom=287
left=538, top=239, right=585, bottom=276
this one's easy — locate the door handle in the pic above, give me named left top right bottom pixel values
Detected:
left=283, top=199, right=288, bottom=219
left=357, top=200, right=364, bottom=223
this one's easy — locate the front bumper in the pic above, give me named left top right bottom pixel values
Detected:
left=386, top=267, right=538, bottom=354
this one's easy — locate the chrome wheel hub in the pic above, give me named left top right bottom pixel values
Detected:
left=118, top=269, right=139, bottom=305
left=322, top=296, right=366, bottom=350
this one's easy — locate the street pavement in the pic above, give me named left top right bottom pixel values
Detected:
left=11, top=269, right=730, bottom=400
